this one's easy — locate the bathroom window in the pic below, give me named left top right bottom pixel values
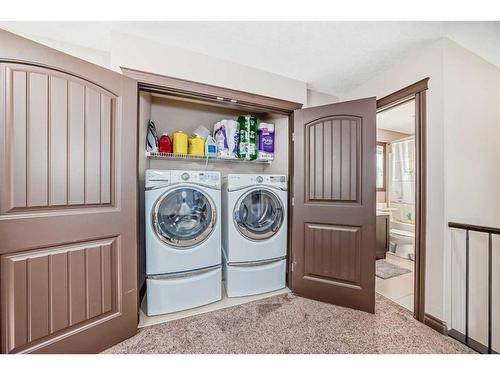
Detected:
left=376, top=142, right=386, bottom=191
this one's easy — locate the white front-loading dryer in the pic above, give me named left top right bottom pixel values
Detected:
left=222, top=174, right=287, bottom=297
left=145, top=169, right=222, bottom=315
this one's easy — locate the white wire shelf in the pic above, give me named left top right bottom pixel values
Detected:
left=145, top=151, right=273, bottom=164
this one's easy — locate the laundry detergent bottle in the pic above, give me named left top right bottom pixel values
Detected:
left=173, top=130, right=188, bottom=155
left=257, top=123, right=275, bottom=160
left=188, top=134, right=205, bottom=157
left=158, top=132, right=172, bottom=153
left=205, top=135, right=217, bottom=157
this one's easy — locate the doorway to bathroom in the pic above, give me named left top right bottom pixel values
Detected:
left=376, top=99, right=416, bottom=312
left=374, top=79, right=428, bottom=324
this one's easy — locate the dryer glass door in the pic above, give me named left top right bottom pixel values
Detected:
left=153, top=187, right=216, bottom=248
left=234, top=189, right=283, bottom=241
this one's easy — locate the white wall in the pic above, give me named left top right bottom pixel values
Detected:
left=344, top=38, right=500, bottom=350
left=443, top=39, right=500, bottom=232
left=110, top=32, right=308, bottom=105
left=305, top=88, right=338, bottom=107
left=443, top=39, right=500, bottom=350
left=342, top=39, right=446, bottom=321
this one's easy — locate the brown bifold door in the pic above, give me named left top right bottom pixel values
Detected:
left=0, top=30, right=137, bottom=353
left=290, top=98, right=376, bottom=313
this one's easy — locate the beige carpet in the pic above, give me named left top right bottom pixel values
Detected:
left=104, top=293, right=474, bottom=354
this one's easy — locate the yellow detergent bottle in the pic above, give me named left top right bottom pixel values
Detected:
left=173, top=130, right=188, bottom=155
left=188, top=134, right=205, bottom=157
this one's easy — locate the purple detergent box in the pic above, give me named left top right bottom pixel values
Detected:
left=257, top=123, right=275, bottom=160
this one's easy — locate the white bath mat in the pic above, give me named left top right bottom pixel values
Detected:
left=376, top=260, right=411, bottom=279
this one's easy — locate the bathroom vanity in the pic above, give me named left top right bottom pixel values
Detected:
left=376, top=212, right=390, bottom=259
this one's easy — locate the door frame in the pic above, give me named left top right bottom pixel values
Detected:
left=376, top=78, right=429, bottom=323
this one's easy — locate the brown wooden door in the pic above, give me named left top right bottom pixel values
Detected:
left=0, top=30, right=137, bottom=353
left=290, top=98, right=376, bottom=313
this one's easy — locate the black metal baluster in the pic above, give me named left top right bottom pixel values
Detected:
left=465, top=229, right=469, bottom=346
left=447, top=222, right=498, bottom=353
left=488, top=233, right=492, bottom=354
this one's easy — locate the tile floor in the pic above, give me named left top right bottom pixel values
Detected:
left=376, top=252, right=414, bottom=311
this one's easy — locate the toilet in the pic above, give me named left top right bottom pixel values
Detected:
left=389, top=228, right=415, bottom=260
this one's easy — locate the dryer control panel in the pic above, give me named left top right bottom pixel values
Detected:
left=225, top=174, right=287, bottom=191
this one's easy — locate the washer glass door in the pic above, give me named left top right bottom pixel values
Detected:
left=234, top=189, right=283, bottom=241
left=153, top=187, right=216, bottom=248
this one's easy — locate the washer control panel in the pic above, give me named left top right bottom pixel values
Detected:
left=145, top=169, right=171, bottom=189
left=171, top=170, right=221, bottom=188
left=146, top=170, right=221, bottom=189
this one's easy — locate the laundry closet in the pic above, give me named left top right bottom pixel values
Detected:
left=125, top=68, right=301, bottom=319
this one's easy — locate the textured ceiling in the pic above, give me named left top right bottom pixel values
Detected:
left=1, top=21, right=499, bottom=96
left=377, top=100, right=415, bottom=135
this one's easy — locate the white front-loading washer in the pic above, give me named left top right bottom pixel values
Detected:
left=222, top=174, right=287, bottom=297
left=145, top=169, right=222, bottom=315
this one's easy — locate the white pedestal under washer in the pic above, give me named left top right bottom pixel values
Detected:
left=222, top=174, right=287, bottom=297
left=145, top=169, right=222, bottom=315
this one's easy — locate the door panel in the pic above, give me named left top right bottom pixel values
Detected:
left=306, top=117, right=360, bottom=202
left=28, top=72, right=49, bottom=207
left=100, top=96, right=112, bottom=204
left=1, top=238, right=118, bottom=353
left=2, top=63, right=116, bottom=212
left=68, top=81, right=86, bottom=205
left=49, top=76, right=69, bottom=206
left=304, top=223, right=361, bottom=284
left=291, top=98, right=376, bottom=313
left=0, top=29, right=137, bottom=353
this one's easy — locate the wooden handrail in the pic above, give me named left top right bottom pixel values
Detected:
left=448, top=222, right=500, bottom=236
